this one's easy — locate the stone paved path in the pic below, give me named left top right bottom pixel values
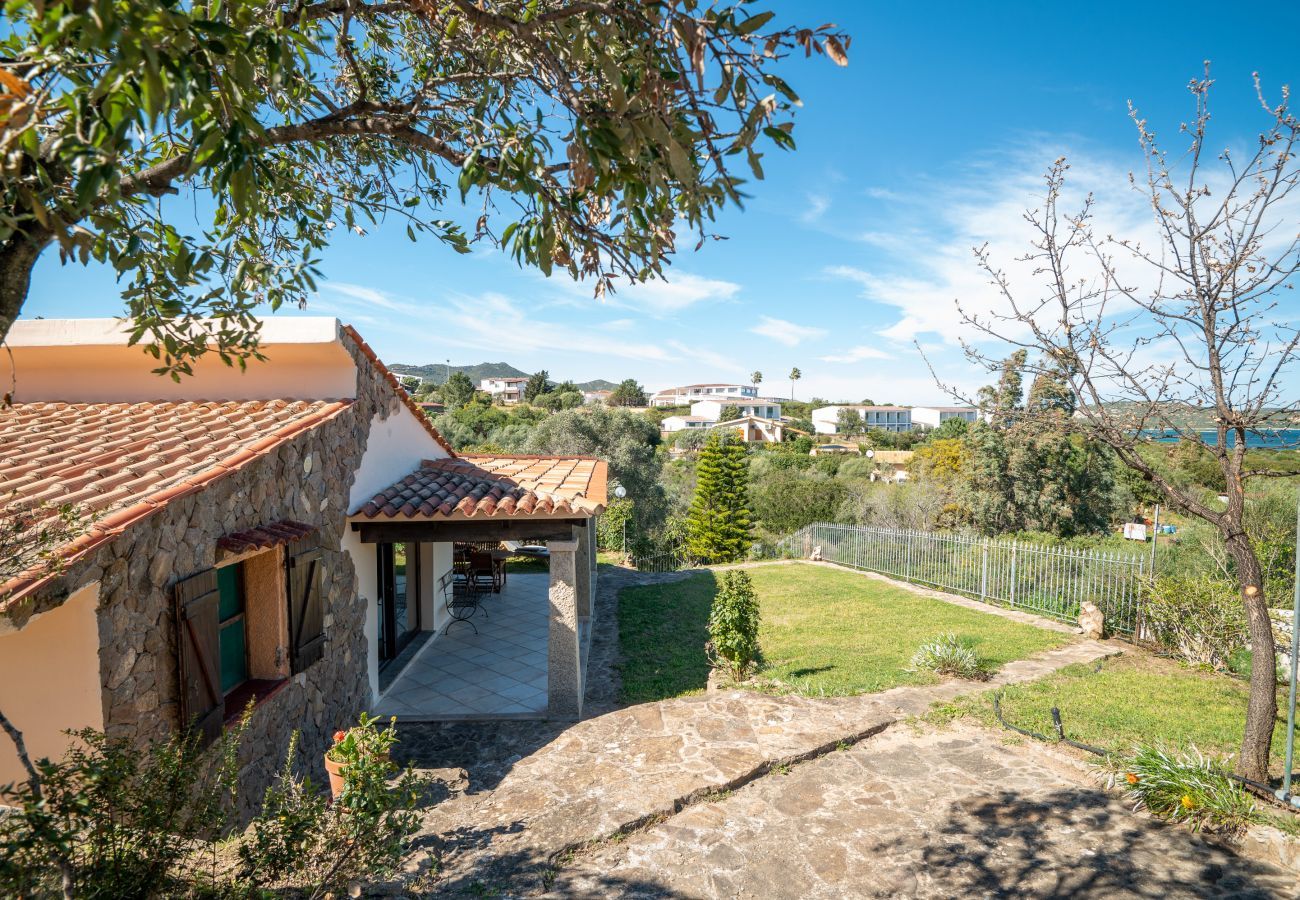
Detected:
left=550, top=721, right=1297, bottom=899
left=395, top=631, right=1119, bottom=894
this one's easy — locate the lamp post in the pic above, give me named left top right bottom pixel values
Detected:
left=612, top=483, right=628, bottom=564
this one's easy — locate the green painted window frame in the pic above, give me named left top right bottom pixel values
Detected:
left=216, top=563, right=250, bottom=695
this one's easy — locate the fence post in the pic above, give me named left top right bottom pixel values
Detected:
left=1009, top=542, right=1017, bottom=606
left=905, top=530, right=913, bottom=579
left=980, top=539, right=989, bottom=600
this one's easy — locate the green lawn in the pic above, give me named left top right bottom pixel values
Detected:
left=929, top=652, right=1292, bottom=775
left=617, top=563, right=1070, bottom=704
left=505, top=550, right=624, bottom=575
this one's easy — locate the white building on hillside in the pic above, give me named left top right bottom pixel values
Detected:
left=912, top=406, right=979, bottom=429
left=479, top=376, right=529, bottom=403
left=660, top=415, right=713, bottom=433
left=812, top=405, right=912, bottom=434
left=710, top=415, right=785, bottom=443
left=690, top=398, right=781, bottom=420
left=650, top=383, right=757, bottom=407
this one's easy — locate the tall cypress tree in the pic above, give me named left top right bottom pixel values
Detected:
left=685, top=434, right=752, bottom=563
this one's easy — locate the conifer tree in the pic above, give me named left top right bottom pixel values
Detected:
left=685, top=434, right=753, bottom=564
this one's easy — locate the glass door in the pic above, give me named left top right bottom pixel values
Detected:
left=378, top=542, right=421, bottom=666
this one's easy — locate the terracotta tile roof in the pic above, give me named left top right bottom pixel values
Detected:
left=355, top=454, right=608, bottom=520
left=217, top=520, right=318, bottom=555
left=340, top=324, right=457, bottom=458
left=0, top=399, right=351, bottom=608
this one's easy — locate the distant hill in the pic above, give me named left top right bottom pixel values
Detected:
left=390, top=362, right=617, bottom=391
left=1099, top=401, right=1297, bottom=432
left=389, top=361, right=528, bottom=385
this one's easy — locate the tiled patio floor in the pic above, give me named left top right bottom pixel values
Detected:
left=373, top=573, right=550, bottom=720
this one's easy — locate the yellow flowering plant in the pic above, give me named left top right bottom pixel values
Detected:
left=1108, top=746, right=1256, bottom=834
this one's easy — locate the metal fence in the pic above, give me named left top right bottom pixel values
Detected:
left=771, top=523, right=1148, bottom=634
left=629, top=543, right=698, bottom=574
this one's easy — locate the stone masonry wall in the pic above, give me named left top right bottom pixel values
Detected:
left=42, top=329, right=404, bottom=819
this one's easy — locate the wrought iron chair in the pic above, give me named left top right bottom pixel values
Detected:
left=442, top=562, right=483, bottom=634
left=467, top=550, right=502, bottom=594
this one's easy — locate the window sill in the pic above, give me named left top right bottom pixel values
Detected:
left=223, top=678, right=289, bottom=725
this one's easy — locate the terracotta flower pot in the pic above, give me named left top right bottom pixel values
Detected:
left=324, top=749, right=392, bottom=799
left=324, top=753, right=348, bottom=798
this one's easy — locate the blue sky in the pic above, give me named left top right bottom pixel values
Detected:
left=21, top=1, right=1300, bottom=402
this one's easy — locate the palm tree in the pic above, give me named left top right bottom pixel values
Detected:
left=750, top=370, right=763, bottom=392
left=789, top=367, right=801, bottom=400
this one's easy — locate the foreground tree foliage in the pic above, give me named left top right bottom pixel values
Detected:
left=947, top=70, right=1299, bottom=782
left=0, top=0, right=847, bottom=377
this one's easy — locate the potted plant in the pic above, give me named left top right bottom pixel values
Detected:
left=324, top=712, right=398, bottom=800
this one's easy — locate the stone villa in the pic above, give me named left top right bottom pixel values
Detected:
left=0, top=318, right=605, bottom=814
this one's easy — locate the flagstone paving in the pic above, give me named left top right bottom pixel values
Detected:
left=395, top=637, right=1121, bottom=893
left=550, top=721, right=1296, bottom=899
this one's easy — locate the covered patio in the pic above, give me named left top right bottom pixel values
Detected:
left=352, top=454, right=604, bottom=721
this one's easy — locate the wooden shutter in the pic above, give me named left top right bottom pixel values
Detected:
left=174, top=569, right=224, bottom=748
left=287, top=536, right=326, bottom=673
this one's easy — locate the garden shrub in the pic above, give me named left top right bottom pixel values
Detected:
left=707, top=570, right=762, bottom=678
left=1108, top=746, right=1257, bottom=834
left=240, top=713, right=428, bottom=896
left=0, top=711, right=427, bottom=899
left=1141, top=574, right=1246, bottom=670
left=910, top=633, right=989, bottom=680
left=0, top=714, right=246, bottom=898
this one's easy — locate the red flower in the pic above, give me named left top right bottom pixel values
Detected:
left=333, top=730, right=347, bottom=743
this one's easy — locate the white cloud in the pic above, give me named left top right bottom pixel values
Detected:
left=819, top=345, right=893, bottom=363
left=826, top=144, right=1160, bottom=347
left=800, top=193, right=831, bottom=224
left=865, top=186, right=905, bottom=202
left=605, top=271, right=741, bottom=315
left=749, top=315, right=828, bottom=347
left=663, top=340, right=747, bottom=375
left=321, top=281, right=408, bottom=312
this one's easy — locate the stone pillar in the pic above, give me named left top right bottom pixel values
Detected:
left=587, top=523, right=598, bottom=618
left=547, top=539, right=582, bottom=720
left=575, top=526, right=592, bottom=621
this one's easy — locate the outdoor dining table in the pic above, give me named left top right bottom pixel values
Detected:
left=455, top=545, right=511, bottom=592
left=488, top=548, right=510, bottom=590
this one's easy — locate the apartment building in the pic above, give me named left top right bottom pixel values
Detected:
left=479, top=376, right=530, bottom=403
left=649, top=383, right=758, bottom=408
left=812, top=405, right=913, bottom=434
left=911, top=406, right=979, bottom=429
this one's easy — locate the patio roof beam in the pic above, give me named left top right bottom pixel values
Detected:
left=351, top=518, right=587, bottom=544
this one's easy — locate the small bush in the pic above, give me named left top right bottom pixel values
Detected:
left=1142, top=574, right=1246, bottom=670
left=707, top=570, right=762, bottom=678
left=241, top=714, right=428, bottom=896
left=1108, top=746, right=1256, bottom=834
left=0, top=714, right=246, bottom=898
left=911, top=634, right=989, bottom=680
left=0, top=711, right=428, bottom=899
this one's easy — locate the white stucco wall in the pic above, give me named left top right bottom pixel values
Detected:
left=343, top=398, right=452, bottom=703
left=347, top=404, right=451, bottom=513
left=0, top=582, right=104, bottom=785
